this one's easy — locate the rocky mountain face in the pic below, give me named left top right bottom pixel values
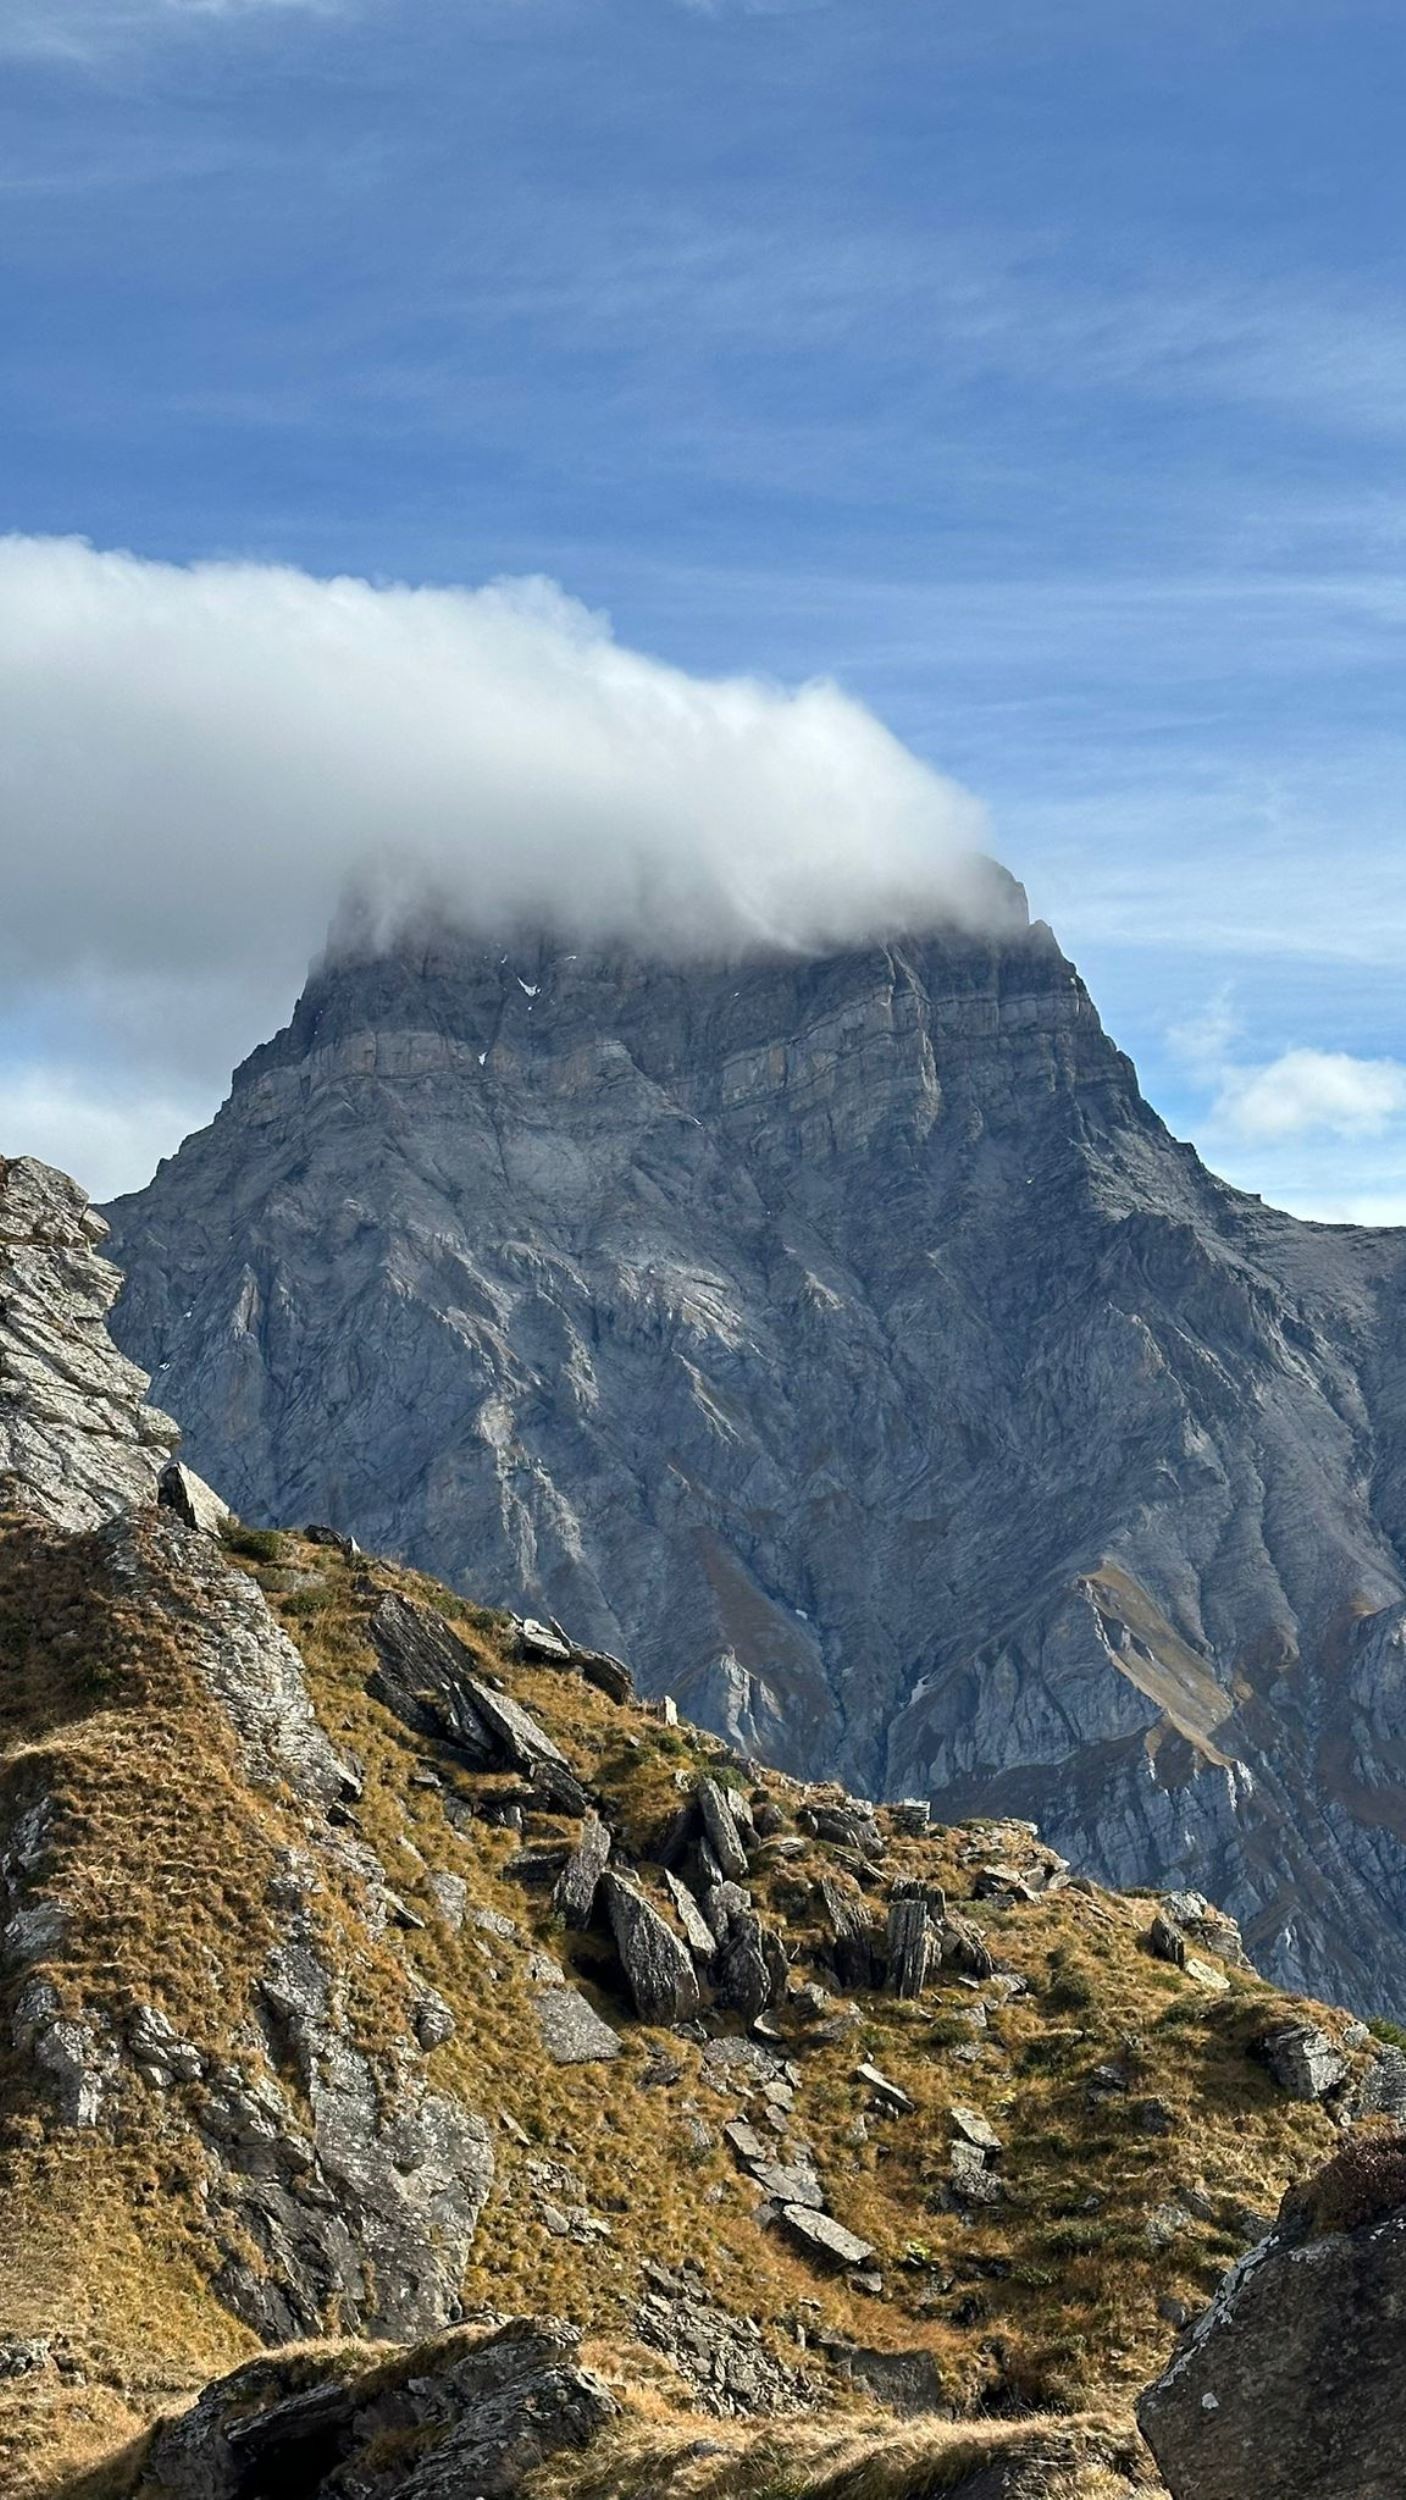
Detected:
left=102, top=902, right=1406, bottom=2017
left=8, top=1146, right=1406, bottom=2500
left=1, top=1155, right=180, bottom=1529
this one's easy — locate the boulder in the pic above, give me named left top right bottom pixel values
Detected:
left=534, top=1987, right=622, bottom=2066
left=517, top=1616, right=572, bottom=1662
left=714, top=1909, right=788, bottom=2020
left=663, top=1868, right=718, bottom=1959
left=411, top=1988, right=456, bottom=2050
left=814, top=1875, right=881, bottom=1989
left=889, top=1799, right=932, bottom=1838
left=1138, top=2134, right=1406, bottom=2500
left=748, top=2159, right=825, bottom=2210
left=854, top=2060, right=915, bottom=2114
left=159, top=1459, right=231, bottom=1536
left=464, top=1674, right=591, bottom=1815
left=303, top=1520, right=360, bottom=1554
left=799, top=1801, right=886, bottom=1860
left=1262, top=2021, right=1348, bottom=2101
left=368, top=1594, right=499, bottom=1759
left=778, top=2205, right=876, bottom=2270
left=701, top=1878, right=752, bottom=1943
left=600, top=1872, right=701, bottom=2025
left=1148, top=1909, right=1188, bottom=1967
left=1160, top=1888, right=1249, bottom=1968
left=696, top=1777, right=751, bottom=1881
left=941, top=1913, right=995, bottom=1982
left=553, top=1812, right=612, bottom=1929
left=577, top=1647, right=633, bottom=1703
left=949, top=2140, right=1002, bottom=2205
left=1353, top=2046, right=1406, bottom=2124
left=143, top=2316, right=617, bottom=2500
left=950, top=2104, right=1002, bottom=2154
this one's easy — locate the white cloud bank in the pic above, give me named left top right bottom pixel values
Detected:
left=1215, top=1047, right=1406, bottom=1143
left=0, top=534, right=996, bottom=1192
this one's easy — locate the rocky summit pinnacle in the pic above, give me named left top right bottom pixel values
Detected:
left=102, top=901, right=1406, bottom=2013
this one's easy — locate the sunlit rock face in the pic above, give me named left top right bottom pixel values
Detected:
left=103, top=895, right=1406, bottom=2012
left=0, top=1153, right=179, bottom=1529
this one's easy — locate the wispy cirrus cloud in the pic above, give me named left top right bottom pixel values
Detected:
left=0, top=0, right=347, bottom=63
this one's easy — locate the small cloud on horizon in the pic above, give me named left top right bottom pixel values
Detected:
left=1215, top=1046, right=1406, bottom=1143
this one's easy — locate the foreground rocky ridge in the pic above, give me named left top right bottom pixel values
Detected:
left=103, top=910, right=1406, bottom=2014
left=5, top=1151, right=1405, bottom=2500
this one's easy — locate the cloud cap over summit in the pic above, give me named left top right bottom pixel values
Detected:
left=1, top=532, right=996, bottom=986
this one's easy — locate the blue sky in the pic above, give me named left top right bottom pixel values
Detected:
left=2, top=0, right=1406, bottom=1214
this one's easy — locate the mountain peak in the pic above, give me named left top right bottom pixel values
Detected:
left=102, top=920, right=1406, bottom=2013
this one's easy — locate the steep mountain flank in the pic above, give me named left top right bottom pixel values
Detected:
left=8, top=1148, right=1406, bottom=2500
left=103, top=910, right=1406, bottom=2015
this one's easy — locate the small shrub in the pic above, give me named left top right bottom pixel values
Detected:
left=1296, top=2130, right=1406, bottom=2237
left=1044, top=1948, right=1098, bottom=2014
left=1368, top=2014, right=1406, bottom=2053
left=220, top=1522, right=285, bottom=1564
left=280, top=1585, right=334, bottom=1619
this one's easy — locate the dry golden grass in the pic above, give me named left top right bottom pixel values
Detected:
left=525, top=2399, right=1164, bottom=2500
left=259, top=1538, right=1351, bottom=2413
left=0, top=1511, right=1365, bottom=2494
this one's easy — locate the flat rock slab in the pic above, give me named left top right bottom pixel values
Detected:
left=778, top=2205, right=876, bottom=2270
left=723, top=2121, right=771, bottom=2164
left=748, top=2160, right=825, bottom=2210
left=950, top=2104, right=1002, bottom=2152
left=854, top=2060, right=915, bottom=2113
left=534, top=1988, right=622, bottom=2066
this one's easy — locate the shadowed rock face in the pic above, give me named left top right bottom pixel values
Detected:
left=102, top=905, right=1406, bottom=2010
left=1138, top=2158, right=1406, bottom=2500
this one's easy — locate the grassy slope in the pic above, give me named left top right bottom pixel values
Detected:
left=0, top=1521, right=1369, bottom=2494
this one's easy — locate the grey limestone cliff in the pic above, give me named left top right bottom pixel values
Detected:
left=101, top=896, right=1406, bottom=2012
left=0, top=1154, right=179, bottom=1527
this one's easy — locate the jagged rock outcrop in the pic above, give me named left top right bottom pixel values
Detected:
left=0, top=1154, right=178, bottom=1527
left=1139, top=2133, right=1406, bottom=2500
left=0, top=1163, right=495, bottom=2359
left=141, top=2316, right=617, bottom=2500
left=99, top=915, right=1406, bottom=2012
